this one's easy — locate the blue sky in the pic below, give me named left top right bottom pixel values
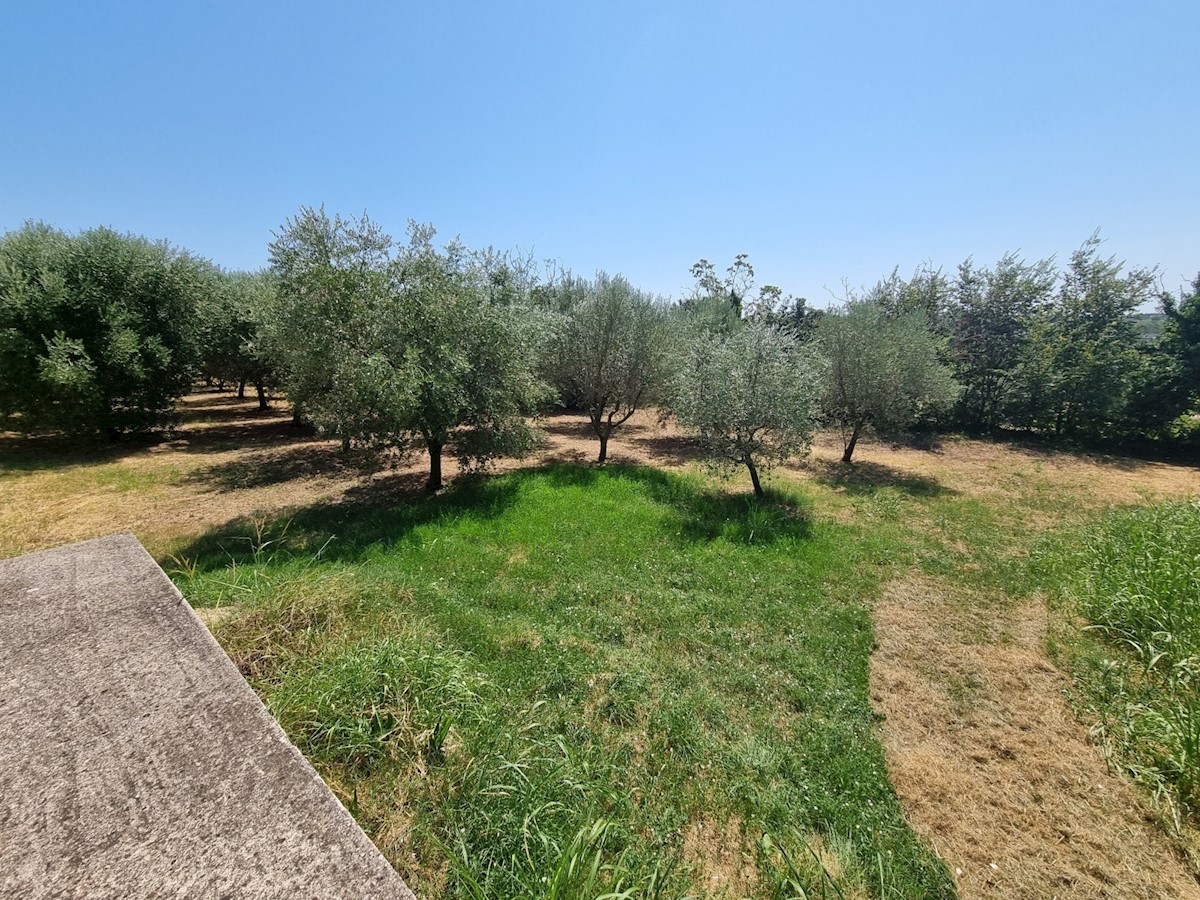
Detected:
left=3, top=1, right=1196, bottom=305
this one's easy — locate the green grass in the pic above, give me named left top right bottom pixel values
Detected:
left=173, top=465, right=954, bottom=898
left=1038, top=500, right=1200, bottom=847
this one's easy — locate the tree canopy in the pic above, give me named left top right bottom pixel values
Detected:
left=553, top=272, right=673, bottom=462
left=196, top=270, right=279, bottom=408
left=0, top=222, right=207, bottom=438
left=1002, top=235, right=1155, bottom=440
left=267, top=207, right=550, bottom=490
left=819, top=292, right=957, bottom=463
left=672, top=324, right=823, bottom=496
left=948, top=253, right=1057, bottom=432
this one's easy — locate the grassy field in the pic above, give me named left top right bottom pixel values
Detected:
left=175, top=467, right=951, bottom=897
left=3, top=389, right=1199, bottom=898
left=1040, top=500, right=1200, bottom=870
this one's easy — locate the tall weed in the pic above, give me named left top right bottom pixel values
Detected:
left=1042, top=499, right=1200, bottom=826
left=269, top=637, right=481, bottom=769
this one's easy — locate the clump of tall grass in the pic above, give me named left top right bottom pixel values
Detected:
left=269, top=637, right=482, bottom=769
left=213, top=568, right=361, bottom=679
left=1043, top=499, right=1200, bottom=829
left=415, top=696, right=675, bottom=899
left=759, top=830, right=868, bottom=900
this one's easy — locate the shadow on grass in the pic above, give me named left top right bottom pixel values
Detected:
left=535, top=464, right=815, bottom=545
left=0, top=431, right=146, bottom=473
left=804, top=457, right=955, bottom=498
left=171, top=464, right=815, bottom=574
left=172, top=470, right=521, bottom=572
left=628, top=433, right=703, bottom=467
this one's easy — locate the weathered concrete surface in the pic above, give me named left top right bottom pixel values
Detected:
left=0, top=533, right=416, bottom=900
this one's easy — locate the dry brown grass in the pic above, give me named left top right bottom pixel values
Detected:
left=0, top=392, right=369, bottom=558
left=799, top=432, right=1199, bottom=525
left=681, top=814, right=762, bottom=899
left=871, top=578, right=1200, bottom=899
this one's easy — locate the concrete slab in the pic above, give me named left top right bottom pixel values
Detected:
left=0, top=533, right=416, bottom=900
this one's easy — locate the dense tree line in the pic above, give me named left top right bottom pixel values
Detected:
left=1, top=215, right=1195, bottom=494
left=943, top=236, right=1196, bottom=442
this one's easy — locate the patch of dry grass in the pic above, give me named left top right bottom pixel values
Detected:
left=681, top=814, right=762, bottom=899
left=871, top=578, right=1200, bottom=899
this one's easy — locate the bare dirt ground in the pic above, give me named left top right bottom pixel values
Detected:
left=3, top=389, right=1199, bottom=897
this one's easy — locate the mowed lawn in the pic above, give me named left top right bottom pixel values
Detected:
left=4, top=390, right=1200, bottom=898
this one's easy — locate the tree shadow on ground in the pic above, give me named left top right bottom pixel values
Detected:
left=171, top=463, right=815, bottom=575
left=628, top=433, right=704, bottom=467
left=174, top=397, right=277, bottom=426
left=538, top=409, right=704, bottom=468
left=0, top=431, right=142, bottom=473
left=162, top=393, right=323, bottom=454
left=186, top=443, right=390, bottom=490
left=0, top=389, right=304, bottom=471
left=537, top=412, right=598, bottom=464
left=980, top=429, right=1200, bottom=472
left=172, top=470, right=523, bottom=572
left=542, top=465, right=815, bottom=545
left=804, top=457, right=956, bottom=498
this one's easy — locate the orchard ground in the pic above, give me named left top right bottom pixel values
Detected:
left=2, top=389, right=1198, bottom=898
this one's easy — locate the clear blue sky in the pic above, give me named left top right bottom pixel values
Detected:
left=3, top=1, right=1197, bottom=305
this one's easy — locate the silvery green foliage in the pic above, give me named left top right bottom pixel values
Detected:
left=556, top=272, right=674, bottom=461
left=267, top=207, right=552, bottom=489
left=819, top=294, right=958, bottom=462
left=672, top=324, right=823, bottom=496
left=266, top=206, right=394, bottom=439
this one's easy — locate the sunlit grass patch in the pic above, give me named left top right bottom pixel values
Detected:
left=270, top=637, right=482, bottom=770
left=178, top=464, right=953, bottom=898
left=1040, top=499, right=1200, bottom=861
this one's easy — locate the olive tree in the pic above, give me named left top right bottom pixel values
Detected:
left=0, top=222, right=206, bottom=438
left=196, top=271, right=278, bottom=408
left=672, top=324, right=823, bottom=496
left=267, top=207, right=550, bottom=490
left=266, top=206, right=394, bottom=443
left=555, top=272, right=673, bottom=462
left=819, top=294, right=958, bottom=463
